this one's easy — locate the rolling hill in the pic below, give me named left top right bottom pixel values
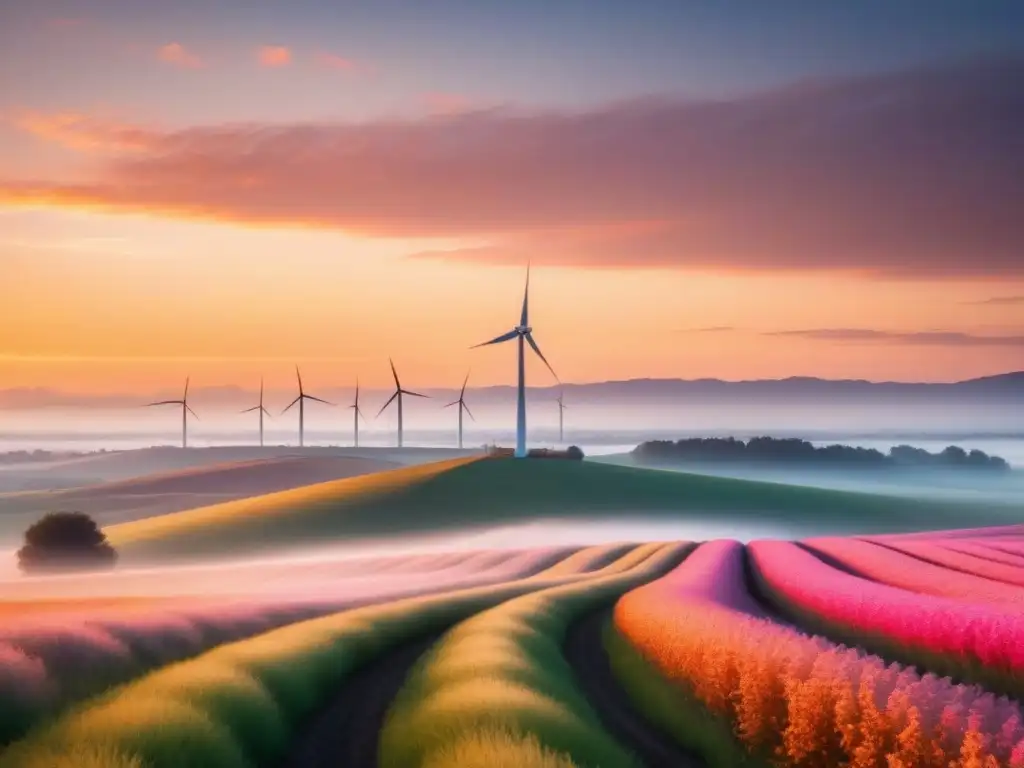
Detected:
left=106, top=457, right=1024, bottom=564
left=0, top=453, right=401, bottom=543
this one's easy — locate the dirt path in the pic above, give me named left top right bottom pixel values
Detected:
left=279, top=631, right=441, bottom=768
left=564, top=608, right=706, bottom=768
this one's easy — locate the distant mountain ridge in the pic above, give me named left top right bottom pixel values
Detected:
left=2, top=372, right=1022, bottom=409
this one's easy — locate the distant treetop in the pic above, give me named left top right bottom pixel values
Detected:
left=632, top=436, right=1010, bottom=471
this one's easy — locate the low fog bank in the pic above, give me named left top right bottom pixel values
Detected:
left=597, top=455, right=1024, bottom=504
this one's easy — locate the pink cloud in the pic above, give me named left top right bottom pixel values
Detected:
left=8, top=110, right=159, bottom=153
left=259, top=46, right=291, bottom=68
left=157, top=42, right=203, bottom=69
left=315, top=52, right=358, bottom=72
left=422, top=92, right=473, bottom=115
left=0, top=59, right=1021, bottom=278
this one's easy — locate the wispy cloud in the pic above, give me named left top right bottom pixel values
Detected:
left=315, top=52, right=357, bottom=72
left=0, top=58, right=1021, bottom=278
left=157, top=42, right=203, bottom=69
left=8, top=110, right=158, bottom=153
left=421, top=92, right=474, bottom=115
left=678, top=326, right=736, bottom=333
left=259, top=46, right=291, bottom=67
left=964, top=296, right=1024, bottom=306
left=765, top=329, right=1024, bottom=347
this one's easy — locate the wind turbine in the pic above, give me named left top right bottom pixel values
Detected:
left=281, top=366, right=332, bottom=447
left=471, top=263, right=558, bottom=458
left=349, top=378, right=365, bottom=448
left=376, top=358, right=427, bottom=448
left=146, top=376, right=198, bottom=449
left=241, top=377, right=272, bottom=447
left=444, top=370, right=475, bottom=449
left=557, top=391, right=568, bottom=443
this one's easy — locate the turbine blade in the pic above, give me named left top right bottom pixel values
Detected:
left=471, top=329, right=518, bottom=348
left=389, top=358, right=401, bottom=389
left=304, top=395, right=334, bottom=406
left=401, top=389, right=428, bottom=398
left=520, top=261, right=530, bottom=327
left=443, top=401, right=459, bottom=408
left=183, top=376, right=190, bottom=401
left=295, top=365, right=304, bottom=395
left=261, top=406, right=273, bottom=418
left=525, top=333, right=558, bottom=381
left=356, top=406, right=365, bottom=421
left=241, top=405, right=260, bottom=413
left=462, top=401, right=476, bottom=421
left=282, top=396, right=301, bottom=414
left=146, top=400, right=182, bottom=407
left=186, top=405, right=200, bottom=420
left=376, top=391, right=398, bottom=418
left=460, top=369, right=470, bottom=398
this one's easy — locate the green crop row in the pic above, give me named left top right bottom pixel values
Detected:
left=0, top=542, right=653, bottom=768
left=379, top=541, right=694, bottom=768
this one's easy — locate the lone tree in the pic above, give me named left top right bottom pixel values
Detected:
left=17, top=512, right=117, bottom=575
left=566, top=445, right=585, bottom=460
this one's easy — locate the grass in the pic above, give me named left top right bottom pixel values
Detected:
left=379, top=541, right=692, bottom=768
left=0, top=542, right=651, bottom=768
left=106, top=457, right=1020, bottom=563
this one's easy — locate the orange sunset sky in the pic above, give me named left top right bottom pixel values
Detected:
left=1, top=1, right=1023, bottom=396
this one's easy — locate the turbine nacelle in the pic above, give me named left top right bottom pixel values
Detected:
left=515, top=325, right=532, bottom=335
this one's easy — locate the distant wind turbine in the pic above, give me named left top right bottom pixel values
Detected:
left=241, top=377, right=272, bottom=447
left=472, top=263, right=558, bottom=458
left=376, top=358, right=427, bottom=448
left=146, top=376, right=198, bottom=449
left=281, top=366, right=332, bottom=447
left=349, top=378, right=365, bottom=448
left=557, top=391, right=568, bottom=443
left=444, top=370, right=475, bottom=449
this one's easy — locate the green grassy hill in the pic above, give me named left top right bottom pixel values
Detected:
left=104, top=457, right=1024, bottom=564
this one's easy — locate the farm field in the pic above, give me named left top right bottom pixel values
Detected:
left=2, top=458, right=1024, bottom=766
left=1, top=528, right=1024, bottom=764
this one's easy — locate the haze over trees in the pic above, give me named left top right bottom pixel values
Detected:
left=632, top=436, right=1010, bottom=471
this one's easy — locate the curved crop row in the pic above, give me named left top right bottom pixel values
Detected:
left=0, top=546, right=567, bottom=748
left=0, top=543, right=650, bottom=768
left=379, top=541, right=692, bottom=768
left=615, top=539, right=1024, bottom=767
left=802, top=537, right=1024, bottom=605
left=750, top=539, right=1024, bottom=699
left=940, top=540, right=1024, bottom=570
left=862, top=537, right=1024, bottom=590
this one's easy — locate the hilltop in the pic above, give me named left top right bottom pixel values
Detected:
left=105, top=456, right=1024, bottom=565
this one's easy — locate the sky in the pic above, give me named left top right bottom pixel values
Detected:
left=1, top=0, right=1023, bottom=397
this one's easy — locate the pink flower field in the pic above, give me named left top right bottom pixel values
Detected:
left=4, top=530, right=1024, bottom=767
left=615, top=538, right=1024, bottom=766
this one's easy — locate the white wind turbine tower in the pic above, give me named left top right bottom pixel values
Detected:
left=472, top=263, right=558, bottom=458
left=376, top=358, right=428, bottom=448
left=241, top=377, right=272, bottom=447
left=146, top=376, right=198, bottom=449
left=444, top=370, right=475, bottom=449
left=281, top=366, right=332, bottom=447
left=349, top=378, right=366, bottom=448
left=557, top=391, right=568, bottom=443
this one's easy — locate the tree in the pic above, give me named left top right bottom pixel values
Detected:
left=17, top=512, right=117, bottom=575
left=566, top=445, right=585, bottom=460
